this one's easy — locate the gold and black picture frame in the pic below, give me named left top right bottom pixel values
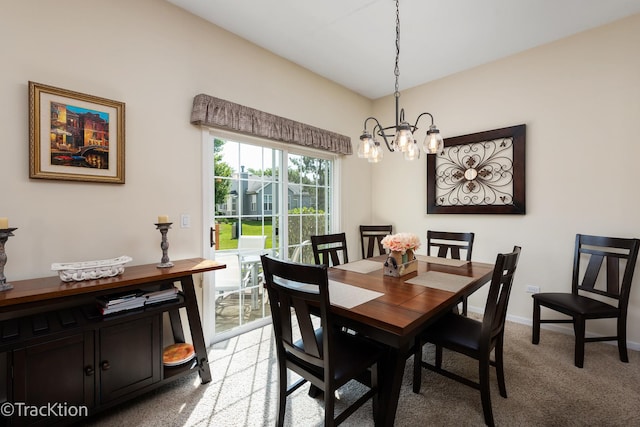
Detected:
left=427, top=124, right=525, bottom=214
left=29, top=81, right=125, bottom=184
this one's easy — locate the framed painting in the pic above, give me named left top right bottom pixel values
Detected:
left=427, top=124, right=525, bottom=214
left=29, top=81, right=125, bottom=183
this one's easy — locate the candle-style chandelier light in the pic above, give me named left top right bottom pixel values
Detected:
left=357, top=0, right=443, bottom=163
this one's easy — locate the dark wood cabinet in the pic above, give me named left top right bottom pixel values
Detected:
left=98, top=315, right=161, bottom=403
left=12, top=332, right=94, bottom=426
left=0, top=258, right=225, bottom=426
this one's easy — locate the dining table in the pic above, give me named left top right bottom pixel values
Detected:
left=326, top=254, right=494, bottom=426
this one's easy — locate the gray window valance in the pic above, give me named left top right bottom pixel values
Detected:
left=190, top=94, right=352, bottom=155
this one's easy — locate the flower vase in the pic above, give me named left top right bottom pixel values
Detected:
left=405, top=248, right=414, bottom=262
left=384, top=249, right=418, bottom=277
left=390, top=251, right=404, bottom=266
left=381, top=233, right=420, bottom=277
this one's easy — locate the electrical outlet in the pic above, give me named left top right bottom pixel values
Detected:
left=526, top=285, right=540, bottom=294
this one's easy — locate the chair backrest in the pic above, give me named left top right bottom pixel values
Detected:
left=311, top=233, right=349, bottom=266
left=427, top=230, right=475, bottom=261
left=481, top=246, right=521, bottom=343
left=261, top=255, right=332, bottom=371
left=290, top=240, right=312, bottom=263
left=238, top=235, right=267, bottom=251
left=238, top=235, right=267, bottom=259
left=572, top=234, right=640, bottom=307
left=360, top=225, right=393, bottom=259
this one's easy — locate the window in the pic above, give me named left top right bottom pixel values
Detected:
left=207, top=134, right=337, bottom=340
left=264, top=194, right=272, bottom=212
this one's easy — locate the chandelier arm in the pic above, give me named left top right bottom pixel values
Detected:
left=363, top=116, right=394, bottom=152
left=376, top=124, right=394, bottom=153
left=412, top=112, right=435, bottom=131
left=362, top=116, right=378, bottom=131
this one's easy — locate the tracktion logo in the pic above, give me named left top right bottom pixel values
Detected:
left=1, top=401, right=88, bottom=418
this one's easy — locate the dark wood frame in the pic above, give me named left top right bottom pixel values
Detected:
left=427, top=124, right=526, bottom=214
left=29, top=81, right=125, bottom=184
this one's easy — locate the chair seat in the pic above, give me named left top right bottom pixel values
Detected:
left=533, top=292, right=618, bottom=317
left=424, top=313, right=482, bottom=352
left=291, top=329, right=384, bottom=387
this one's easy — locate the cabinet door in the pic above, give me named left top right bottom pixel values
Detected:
left=0, top=352, right=8, bottom=405
left=99, top=315, right=161, bottom=403
left=13, top=332, right=95, bottom=423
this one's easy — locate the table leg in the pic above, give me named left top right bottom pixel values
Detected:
left=378, top=345, right=409, bottom=427
left=181, top=275, right=212, bottom=383
left=167, top=309, right=185, bottom=343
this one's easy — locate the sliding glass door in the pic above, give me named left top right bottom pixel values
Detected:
left=204, top=133, right=335, bottom=342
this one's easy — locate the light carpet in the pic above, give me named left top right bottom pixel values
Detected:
left=86, top=320, right=640, bottom=426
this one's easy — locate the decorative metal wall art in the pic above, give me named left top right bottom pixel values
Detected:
left=427, top=124, right=525, bottom=214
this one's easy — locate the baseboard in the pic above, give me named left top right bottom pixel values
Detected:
left=466, top=306, right=640, bottom=352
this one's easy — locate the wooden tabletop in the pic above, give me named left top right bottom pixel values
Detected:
left=327, top=256, right=494, bottom=347
left=0, top=258, right=225, bottom=308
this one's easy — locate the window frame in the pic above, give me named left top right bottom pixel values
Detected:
left=200, top=127, right=341, bottom=344
left=264, top=194, right=273, bottom=212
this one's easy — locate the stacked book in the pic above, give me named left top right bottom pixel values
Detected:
left=144, top=287, right=180, bottom=306
left=97, top=287, right=180, bottom=315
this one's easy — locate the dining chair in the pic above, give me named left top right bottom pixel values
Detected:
left=532, top=234, right=640, bottom=368
left=311, top=233, right=349, bottom=267
left=238, top=235, right=267, bottom=309
left=427, top=230, right=475, bottom=315
left=260, top=255, right=384, bottom=426
left=290, top=239, right=312, bottom=263
left=413, top=246, right=521, bottom=427
left=359, top=225, right=393, bottom=259
left=213, top=254, right=254, bottom=319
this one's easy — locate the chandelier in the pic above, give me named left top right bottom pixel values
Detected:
left=357, top=0, right=443, bottom=163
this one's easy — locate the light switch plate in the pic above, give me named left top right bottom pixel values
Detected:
left=180, top=214, right=190, bottom=228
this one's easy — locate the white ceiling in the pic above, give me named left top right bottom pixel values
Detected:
left=166, top=0, right=640, bottom=99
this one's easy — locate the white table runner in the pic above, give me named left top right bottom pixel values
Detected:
left=294, top=279, right=383, bottom=309
left=415, top=254, right=469, bottom=267
left=333, top=259, right=384, bottom=274
left=328, top=280, right=383, bottom=308
left=404, top=271, right=474, bottom=293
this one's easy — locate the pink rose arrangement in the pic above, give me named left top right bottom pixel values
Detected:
left=380, top=232, right=421, bottom=254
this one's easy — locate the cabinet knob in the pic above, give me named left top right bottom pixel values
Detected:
left=101, top=361, right=111, bottom=371
left=85, top=366, right=94, bottom=376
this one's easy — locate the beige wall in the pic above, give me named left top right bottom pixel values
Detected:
left=0, top=0, right=372, bottom=280
left=370, top=13, right=640, bottom=347
left=2, top=0, right=639, bottom=348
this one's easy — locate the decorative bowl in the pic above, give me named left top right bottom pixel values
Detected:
left=51, top=255, right=133, bottom=282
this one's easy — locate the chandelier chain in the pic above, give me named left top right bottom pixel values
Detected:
left=394, top=0, right=400, bottom=98
left=357, top=0, right=443, bottom=162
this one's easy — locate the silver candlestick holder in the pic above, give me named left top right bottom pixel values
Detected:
left=0, top=228, right=17, bottom=291
left=155, top=223, right=174, bottom=268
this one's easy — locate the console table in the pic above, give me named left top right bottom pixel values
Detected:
left=0, top=258, right=225, bottom=426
